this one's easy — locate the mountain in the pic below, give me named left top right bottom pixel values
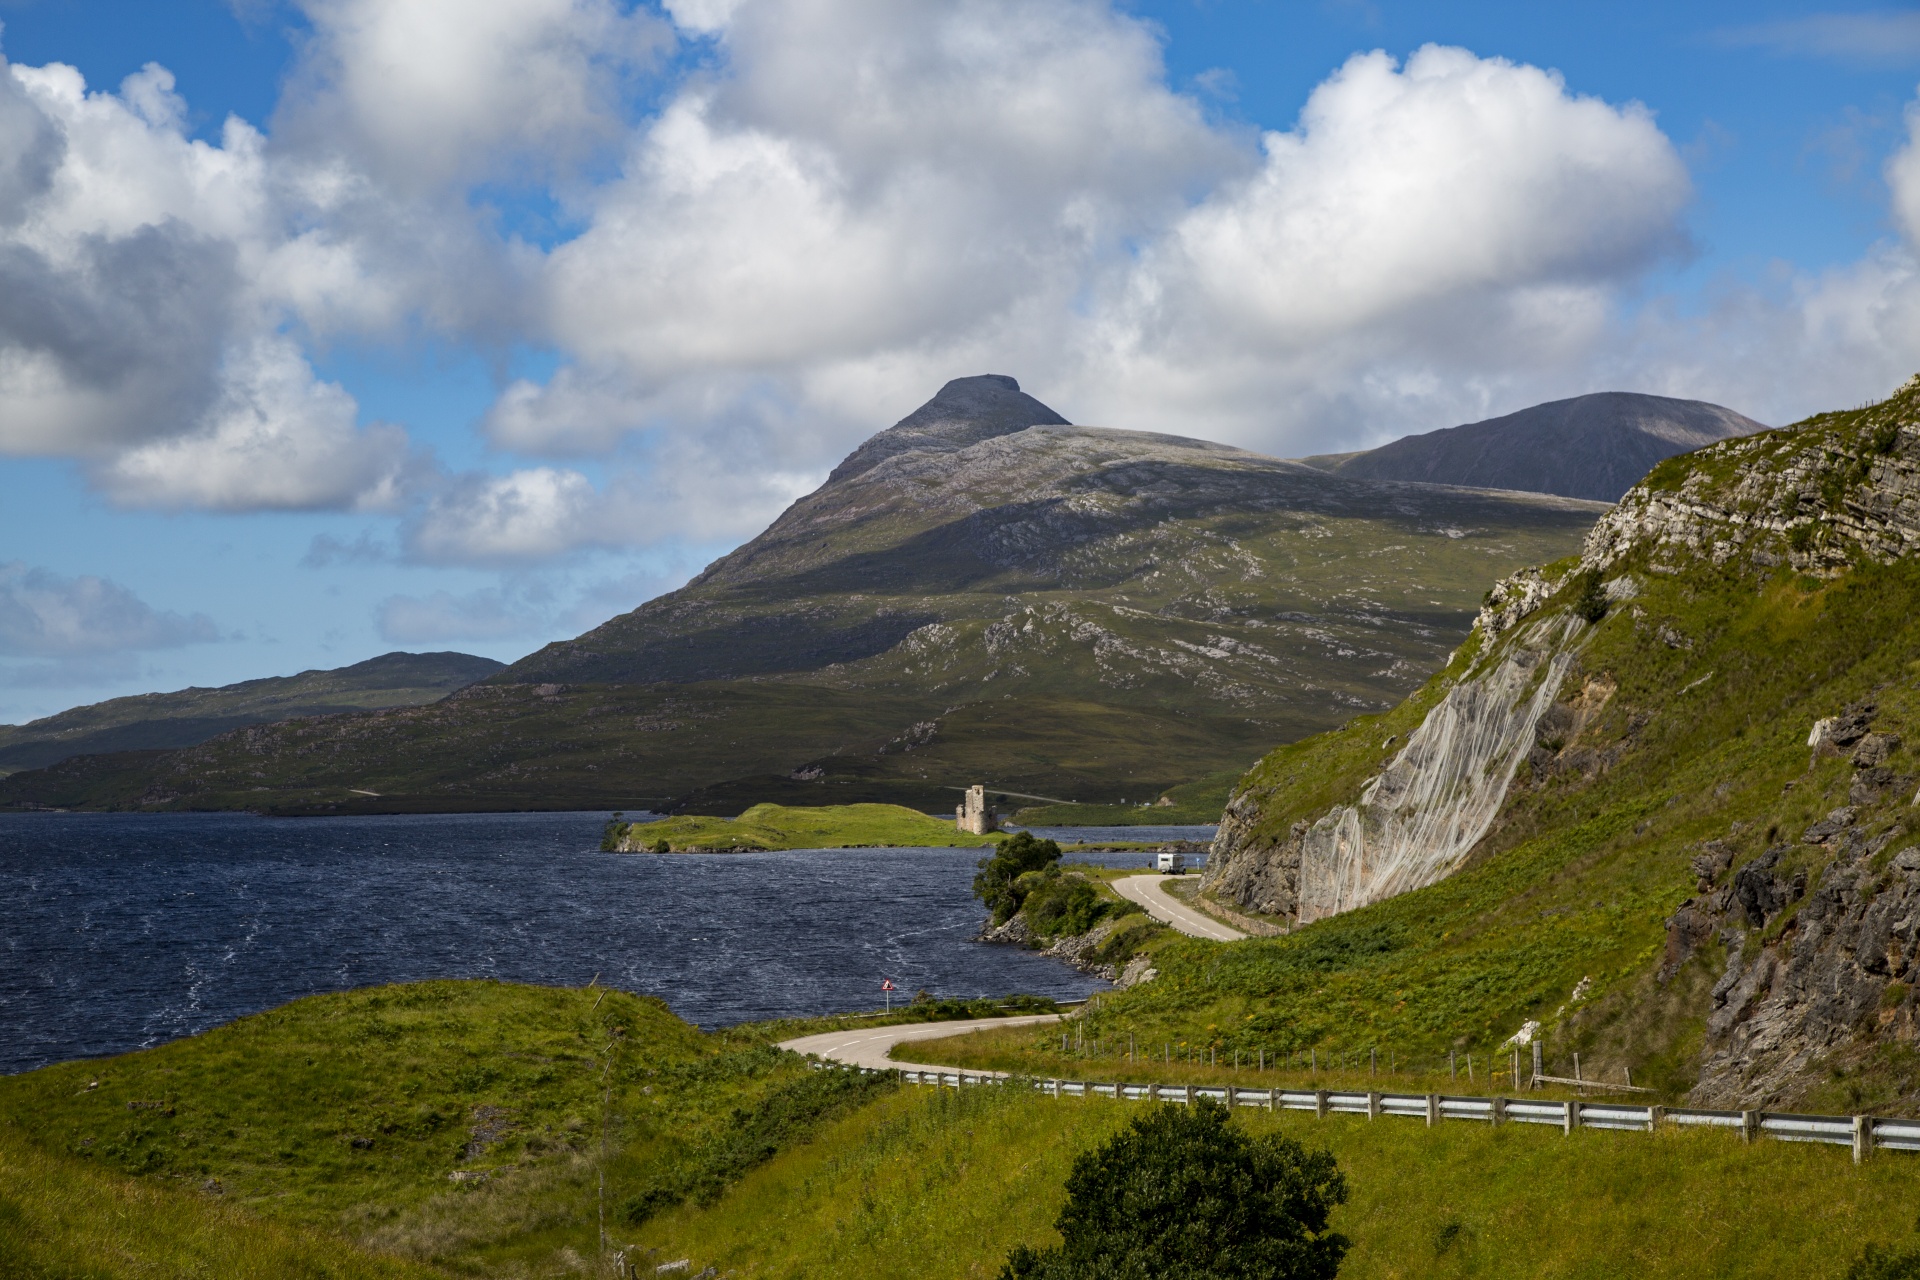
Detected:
left=0, top=651, right=504, bottom=776
left=1169, top=374, right=1920, bottom=1109
left=1303, top=391, right=1765, bottom=501
left=0, top=376, right=1604, bottom=815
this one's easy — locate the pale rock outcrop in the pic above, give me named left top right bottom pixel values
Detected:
left=1207, top=615, right=1581, bottom=924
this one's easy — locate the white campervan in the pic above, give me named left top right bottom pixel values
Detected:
left=1155, top=851, right=1186, bottom=874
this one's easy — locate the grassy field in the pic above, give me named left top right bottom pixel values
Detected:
left=0, top=1125, right=444, bottom=1279
left=0, top=980, right=892, bottom=1277
left=611, top=802, right=1000, bottom=851
left=631, top=1079, right=1920, bottom=1279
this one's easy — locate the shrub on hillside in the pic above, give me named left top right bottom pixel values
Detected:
left=1000, top=1099, right=1349, bottom=1280
left=974, top=832, right=1063, bottom=922
left=1848, top=1242, right=1920, bottom=1280
left=1573, top=569, right=1609, bottom=624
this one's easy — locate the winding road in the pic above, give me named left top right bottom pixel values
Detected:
left=779, top=1014, right=1062, bottom=1072
left=779, top=877, right=1244, bottom=1073
left=1113, top=874, right=1247, bottom=941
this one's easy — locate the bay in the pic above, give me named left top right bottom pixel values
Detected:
left=0, top=810, right=1147, bottom=1075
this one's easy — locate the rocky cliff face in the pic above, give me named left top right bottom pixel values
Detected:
left=1207, top=615, right=1583, bottom=924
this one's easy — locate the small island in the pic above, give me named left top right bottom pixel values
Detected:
left=606, top=802, right=1006, bottom=853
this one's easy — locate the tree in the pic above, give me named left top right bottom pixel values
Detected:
left=972, top=831, right=1063, bottom=922
left=1572, top=568, right=1609, bottom=624
left=1001, top=1100, right=1349, bottom=1280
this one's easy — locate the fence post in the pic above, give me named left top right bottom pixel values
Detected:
left=1740, top=1111, right=1757, bottom=1144
left=1562, top=1100, right=1576, bottom=1135
left=1184, top=1085, right=1195, bottom=1107
left=1147, top=1082, right=1159, bottom=1104
left=1491, top=1096, right=1506, bottom=1127
left=1052, top=1078, right=1062, bottom=1100
left=1226, top=1085, right=1238, bottom=1109
left=1648, top=1105, right=1665, bottom=1132
left=1315, top=1090, right=1329, bottom=1119
left=1367, top=1091, right=1381, bottom=1120
left=1532, top=1042, right=1543, bottom=1090
left=1512, top=1046, right=1521, bottom=1091
left=1854, top=1115, right=1870, bottom=1164
left=1426, top=1094, right=1439, bottom=1127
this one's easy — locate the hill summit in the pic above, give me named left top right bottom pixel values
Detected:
left=1309, top=391, right=1765, bottom=501
left=0, top=377, right=1603, bottom=815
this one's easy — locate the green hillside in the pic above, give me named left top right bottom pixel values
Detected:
left=0, top=651, right=503, bottom=776
left=0, top=377, right=1600, bottom=815
left=4, top=980, right=1918, bottom=1278
left=924, top=374, right=1920, bottom=1115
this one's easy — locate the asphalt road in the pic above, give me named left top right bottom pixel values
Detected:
left=1113, top=873, right=1247, bottom=941
left=778, top=1013, right=1064, bottom=1073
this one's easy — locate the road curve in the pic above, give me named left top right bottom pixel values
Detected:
left=779, top=1013, right=1063, bottom=1073
left=1114, top=874, right=1246, bottom=941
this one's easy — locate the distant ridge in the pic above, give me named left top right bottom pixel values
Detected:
left=0, top=651, right=504, bottom=775
left=1307, top=392, right=1766, bottom=502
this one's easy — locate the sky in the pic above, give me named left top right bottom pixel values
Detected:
left=5, top=0, right=1920, bottom=723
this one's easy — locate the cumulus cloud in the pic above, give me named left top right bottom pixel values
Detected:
left=0, top=52, right=425, bottom=510
left=0, top=562, right=219, bottom=657
left=404, top=445, right=816, bottom=567
left=1062, top=45, right=1693, bottom=444
left=278, top=0, right=670, bottom=191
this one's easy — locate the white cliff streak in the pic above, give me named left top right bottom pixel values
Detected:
left=1207, top=614, right=1581, bottom=924
left=1292, top=624, right=1576, bottom=923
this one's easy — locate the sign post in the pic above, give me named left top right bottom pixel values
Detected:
left=882, top=979, right=895, bottom=1013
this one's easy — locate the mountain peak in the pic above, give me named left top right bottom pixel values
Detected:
left=827, top=374, right=1070, bottom=483
left=1316, top=391, right=1766, bottom=502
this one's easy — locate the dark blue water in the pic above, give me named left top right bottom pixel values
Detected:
left=0, top=811, right=1107, bottom=1074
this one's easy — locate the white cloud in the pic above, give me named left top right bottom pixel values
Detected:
left=0, top=51, right=425, bottom=511
left=0, top=562, right=219, bottom=657
left=404, top=444, right=817, bottom=566
left=97, top=338, right=418, bottom=511
left=279, top=0, right=670, bottom=191
left=1063, top=45, right=1693, bottom=444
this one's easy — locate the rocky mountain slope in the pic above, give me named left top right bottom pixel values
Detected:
left=1176, top=373, right=1920, bottom=1109
left=0, top=376, right=1601, bottom=815
left=1308, top=391, right=1764, bottom=501
left=0, top=651, right=503, bottom=776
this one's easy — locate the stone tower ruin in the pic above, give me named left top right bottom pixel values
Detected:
left=956, top=784, right=997, bottom=835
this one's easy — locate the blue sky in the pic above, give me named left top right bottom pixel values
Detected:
left=3, top=0, right=1920, bottom=723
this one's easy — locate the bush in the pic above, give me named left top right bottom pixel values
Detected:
left=974, top=832, right=1064, bottom=922
left=1023, top=876, right=1108, bottom=939
left=1847, top=1242, right=1920, bottom=1280
left=1000, top=1099, right=1348, bottom=1280
left=1572, top=570, right=1609, bottom=624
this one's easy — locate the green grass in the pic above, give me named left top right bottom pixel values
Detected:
left=1010, top=769, right=1243, bottom=826
left=612, top=802, right=1000, bottom=851
left=630, top=1081, right=1920, bottom=1279
left=0, top=980, right=890, bottom=1277
left=0, top=1126, right=443, bottom=1279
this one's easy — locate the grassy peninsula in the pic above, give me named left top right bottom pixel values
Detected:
left=609, top=802, right=1001, bottom=852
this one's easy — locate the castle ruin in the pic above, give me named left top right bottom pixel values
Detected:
left=956, top=784, right=998, bottom=835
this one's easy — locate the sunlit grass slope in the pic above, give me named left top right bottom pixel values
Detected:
left=635, top=1083, right=1920, bottom=1279
left=0, top=1126, right=443, bottom=1280
left=612, top=802, right=999, bottom=851
left=0, top=980, right=890, bottom=1276
left=924, top=538, right=1920, bottom=1110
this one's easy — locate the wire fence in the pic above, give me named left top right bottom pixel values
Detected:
left=808, top=1061, right=1920, bottom=1165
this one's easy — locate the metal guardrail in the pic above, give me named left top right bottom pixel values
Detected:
left=844, top=1065, right=1910, bottom=1164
